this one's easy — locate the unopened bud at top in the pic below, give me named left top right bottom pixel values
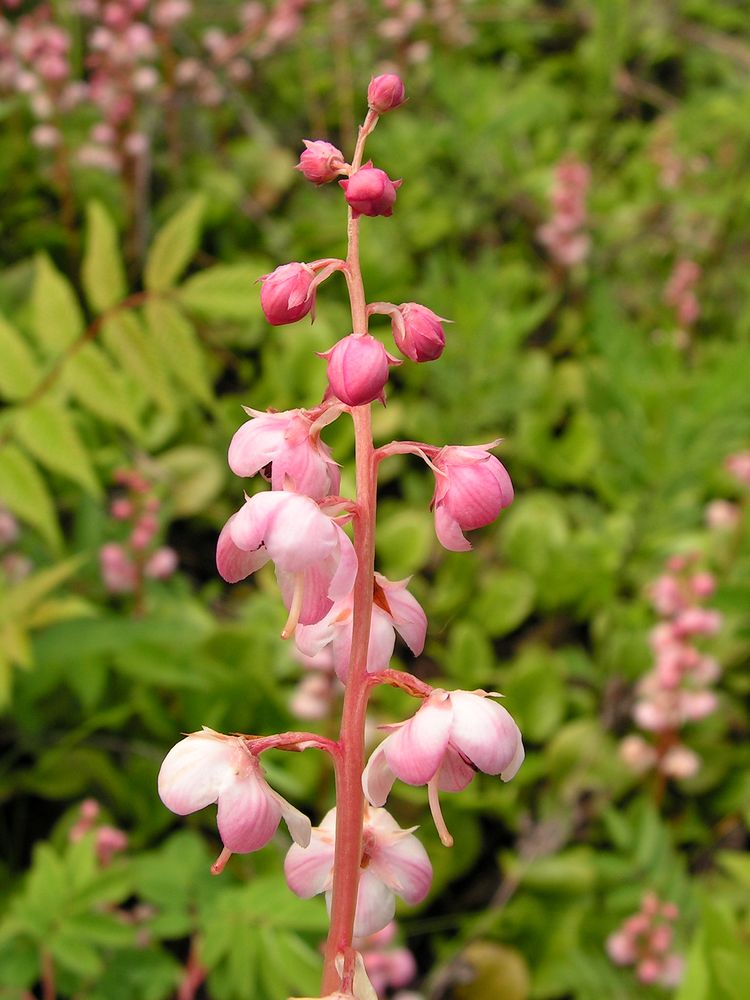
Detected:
left=340, top=163, right=402, bottom=218
left=367, top=74, right=406, bottom=114
left=260, top=262, right=315, bottom=326
left=297, top=140, right=346, bottom=185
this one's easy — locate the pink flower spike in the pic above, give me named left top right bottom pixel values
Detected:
left=259, top=262, right=316, bottom=326
left=367, top=74, right=406, bottom=114
left=285, top=806, right=432, bottom=937
left=392, top=303, right=449, bottom=362
left=321, top=334, right=402, bottom=407
left=158, top=728, right=311, bottom=861
left=340, top=163, right=402, bottom=219
left=216, top=491, right=357, bottom=627
left=297, top=139, right=347, bottom=185
left=430, top=445, right=514, bottom=551
left=228, top=408, right=341, bottom=499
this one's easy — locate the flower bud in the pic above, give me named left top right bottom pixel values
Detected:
left=367, top=74, right=406, bottom=114
left=321, top=334, right=401, bottom=406
left=297, top=139, right=346, bottom=185
left=430, top=445, right=514, bottom=551
left=339, top=163, right=402, bottom=218
left=260, top=262, right=315, bottom=326
left=393, top=303, right=447, bottom=362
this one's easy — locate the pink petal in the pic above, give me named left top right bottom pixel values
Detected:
left=436, top=746, right=476, bottom=792
left=351, top=870, right=396, bottom=937
left=326, top=526, right=358, bottom=601
left=216, top=772, right=282, bottom=852
left=366, top=608, right=396, bottom=673
left=448, top=691, right=523, bottom=776
left=216, top=516, right=269, bottom=582
left=434, top=503, right=472, bottom=552
left=261, top=494, right=338, bottom=571
left=158, top=730, right=235, bottom=815
left=383, top=694, right=453, bottom=785
left=501, top=736, right=525, bottom=781
left=383, top=584, right=427, bottom=656
left=227, top=416, right=284, bottom=478
left=267, top=789, right=312, bottom=847
left=362, top=742, right=398, bottom=807
left=284, top=830, right=335, bottom=898
left=369, top=828, right=432, bottom=905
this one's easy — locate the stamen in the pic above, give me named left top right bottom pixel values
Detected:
left=211, top=847, right=232, bottom=875
left=428, top=776, right=454, bottom=847
left=281, top=572, right=305, bottom=639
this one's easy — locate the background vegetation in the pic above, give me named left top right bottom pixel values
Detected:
left=1, top=2, right=750, bottom=998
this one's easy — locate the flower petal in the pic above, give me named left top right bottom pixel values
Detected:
left=448, top=691, right=523, bottom=776
left=352, top=871, right=396, bottom=938
left=268, top=788, right=312, bottom=847
left=436, top=745, right=476, bottom=792
left=368, top=828, right=432, bottom=905
left=158, top=730, right=235, bottom=815
left=216, top=515, right=269, bottom=582
left=434, top=503, right=472, bottom=552
left=326, top=527, right=358, bottom=601
left=383, top=694, right=453, bottom=786
left=216, top=771, right=282, bottom=853
left=285, top=830, right=336, bottom=898
left=362, top=741, right=398, bottom=807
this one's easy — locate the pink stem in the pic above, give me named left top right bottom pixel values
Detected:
left=321, top=109, right=380, bottom=994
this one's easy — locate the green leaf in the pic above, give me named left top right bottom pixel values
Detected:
left=13, top=400, right=100, bottom=496
left=0, top=444, right=61, bottom=549
left=101, top=311, right=174, bottom=412
left=81, top=201, right=127, bottom=312
left=156, top=445, right=225, bottom=517
left=144, top=297, right=213, bottom=405
left=177, top=261, right=267, bottom=320
left=0, top=556, right=84, bottom=622
left=376, top=507, right=435, bottom=577
left=62, top=343, right=141, bottom=436
left=0, top=313, right=41, bottom=401
left=144, top=194, right=205, bottom=292
left=31, top=253, right=84, bottom=352
left=470, top=568, right=536, bottom=637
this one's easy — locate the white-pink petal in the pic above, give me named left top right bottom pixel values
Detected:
left=369, top=830, right=432, bottom=905
left=216, top=772, right=282, bottom=853
left=158, top=730, right=235, bottom=815
left=448, top=691, right=523, bottom=776
left=362, top=741, right=398, bottom=807
left=434, top=503, right=471, bottom=552
left=285, top=830, right=335, bottom=898
left=383, top=694, right=453, bottom=786
left=216, top=516, right=269, bottom=583
left=351, top=870, right=396, bottom=937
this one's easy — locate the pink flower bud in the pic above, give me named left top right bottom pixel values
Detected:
left=705, top=499, right=740, bottom=531
left=430, top=445, right=514, bottom=551
left=660, top=744, right=700, bottom=779
left=95, top=825, right=128, bottom=866
left=619, top=735, right=657, bottom=773
left=339, top=163, right=402, bottom=218
left=259, top=262, right=316, bottom=326
left=100, top=543, right=137, bottom=594
left=110, top=497, right=133, bottom=520
left=144, top=546, right=179, bottom=580
left=392, top=303, right=447, bottom=362
left=321, top=334, right=401, bottom=406
left=367, top=74, right=406, bottom=113
left=726, top=451, right=750, bottom=486
left=297, top=139, right=346, bottom=185
left=690, top=571, right=715, bottom=599
left=606, top=931, right=637, bottom=965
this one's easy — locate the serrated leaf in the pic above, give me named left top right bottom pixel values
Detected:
left=0, top=443, right=61, bottom=549
left=32, top=253, right=83, bottom=352
left=13, top=400, right=100, bottom=496
left=144, top=194, right=205, bottom=292
left=156, top=445, right=225, bottom=517
left=63, top=343, right=141, bottom=436
left=0, top=313, right=41, bottom=401
left=101, top=311, right=174, bottom=412
left=178, top=261, right=267, bottom=320
left=82, top=201, right=126, bottom=312
left=144, top=297, right=213, bottom=405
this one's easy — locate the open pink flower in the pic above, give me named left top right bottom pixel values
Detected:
left=284, top=805, right=432, bottom=937
left=228, top=407, right=341, bottom=499
left=363, top=689, right=524, bottom=845
left=158, top=728, right=311, bottom=871
left=430, top=445, right=514, bottom=551
left=216, top=491, right=357, bottom=630
left=295, top=572, right=427, bottom=681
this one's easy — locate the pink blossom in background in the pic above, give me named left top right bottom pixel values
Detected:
left=663, top=258, right=701, bottom=330
left=355, top=921, right=417, bottom=996
left=705, top=499, right=740, bottom=531
left=725, top=450, right=750, bottom=487
left=606, top=892, right=683, bottom=987
left=537, top=157, right=591, bottom=268
left=284, top=805, right=432, bottom=937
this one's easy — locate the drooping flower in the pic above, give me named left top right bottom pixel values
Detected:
left=430, top=445, right=514, bottom=551
left=284, top=805, right=432, bottom=937
left=295, top=572, right=427, bottom=681
left=391, top=303, right=447, bottom=362
left=297, top=139, right=346, bottom=185
left=339, top=163, right=402, bottom=218
left=260, top=262, right=316, bottom=326
left=158, top=728, right=311, bottom=871
left=363, top=689, right=524, bottom=845
left=216, top=491, right=357, bottom=632
left=321, top=334, right=401, bottom=407
left=228, top=407, right=341, bottom=499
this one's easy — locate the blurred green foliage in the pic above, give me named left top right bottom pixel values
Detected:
left=1, top=1, right=750, bottom=998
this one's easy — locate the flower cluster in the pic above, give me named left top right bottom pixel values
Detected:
left=537, top=157, right=591, bottom=268
left=663, top=258, right=700, bottom=332
left=99, top=468, right=178, bottom=596
left=606, top=892, right=683, bottom=987
left=69, top=798, right=128, bottom=867
left=620, top=554, right=721, bottom=780
left=158, top=74, right=523, bottom=991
